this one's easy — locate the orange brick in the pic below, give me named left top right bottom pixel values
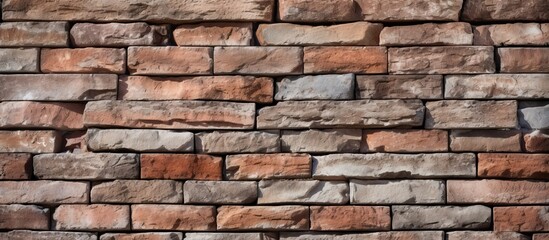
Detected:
left=41, top=48, right=125, bottom=73
left=140, top=154, right=222, bottom=180
left=304, top=46, right=387, bottom=74
left=494, top=206, right=549, bottom=232
left=310, top=206, right=390, bottom=231
left=478, top=153, right=549, bottom=179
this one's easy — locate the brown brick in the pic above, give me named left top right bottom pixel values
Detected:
left=425, top=100, right=517, bottom=129
left=128, top=47, right=212, bottom=75
left=214, top=47, right=303, bottom=75
left=0, top=22, right=68, bottom=47
left=91, top=180, right=182, bottom=203
left=474, top=23, right=549, bottom=46
left=0, top=130, right=61, bottom=153
left=217, top=206, right=309, bottom=230
left=281, top=129, right=361, bottom=153
left=41, top=48, right=125, bottom=74
left=393, top=205, right=491, bottom=230
left=357, top=0, right=462, bottom=21
left=448, top=180, right=549, bottom=204
left=258, top=180, right=349, bottom=204
left=0, top=205, right=49, bottom=230
left=380, top=23, right=473, bottom=46
left=225, top=153, right=311, bottom=180
left=0, top=153, right=31, bottom=179
left=535, top=234, right=549, bottom=240
left=447, top=231, right=529, bottom=240
left=100, top=232, right=183, bottom=240
left=71, top=23, right=169, bottom=47
left=54, top=204, right=130, bottom=231
left=281, top=231, right=445, bottom=240
left=450, top=130, right=522, bottom=152
left=174, top=23, right=252, bottom=46
left=310, top=206, right=390, bottom=231
left=196, top=131, right=280, bottom=154
left=0, top=230, right=97, bottom=240
left=356, top=75, right=443, bottom=99
left=524, top=130, right=549, bottom=152
left=0, top=48, right=39, bottom=73
left=462, top=0, right=548, bottom=21
left=0, top=102, right=84, bottom=130
left=499, top=48, right=549, bottom=73
left=0, top=181, right=89, bottom=204
left=494, top=206, right=549, bottom=232
left=478, top=153, right=549, bottom=179
left=304, top=47, right=387, bottom=74
left=445, top=74, right=549, bottom=99
left=278, top=0, right=360, bottom=22
left=141, top=154, right=222, bottom=180
left=186, top=233, right=277, bottom=240
left=361, top=129, right=448, bottom=153
left=132, top=205, right=215, bottom=231
left=184, top=181, right=257, bottom=204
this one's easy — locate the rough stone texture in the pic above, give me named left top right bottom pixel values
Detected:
left=519, top=101, right=549, bottom=129
left=257, top=100, right=424, bottom=129
left=280, top=232, right=445, bottom=240
left=91, top=180, right=182, bottom=203
left=278, top=0, right=360, bottom=22
left=445, top=74, right=549, bottom=99
left=71, top=23, right=169, bottom=47
left=281, top=129, right=361, bottom=153
left=310, top=206, right=390, bottom=231
left=128, top=47, right=212, bottom=75
left=86, top=129, right=194, bottom=152
left=361, top=129, right=448, bottom=153
left=0, top=230, right=97, bottom=240
left=100, top=233, right=183, bottom=240
left=357, top=0, right=463, bottom=21
left=389, top=47, right=495, bottom=74
left=184, top=180, right=257, bottom=204
left=0, top=131, right=61, bottom=153
left=0, top=205, right=49, bottom=230
left=499, top=48, right=549, bottom=73
left=392, top=205, right=491, bottom=230
left=225, top=153, right=311, bottom=180
left=120, top=75, right=273, bottom=103
left=186, top=233, right=277, bottom=240
left=462, top=0, right=549, bottom=21
left=0, top=48, right=39, bottom=73
left=131, top=205, right=216, bottom=231
left=535, top=234, right=549, bottom=240
left=478, top=153, right=549, bottom=179
left=140, top=154, right=222, bottom=180
left=425, top=100, right=518, bottom=129
left=217, top=206, right=309, bottom=230
left=257, top=22, right=383, bottom=46
left=0, top=74, right=117, bottom=101
left=450, top=130, right=522, bottom=152
left=304, top=47, right=387, bottom=74
left=356, top=75, right=443, bottom=99
left=53, top=205, right=130, bottom=231
left=214, top=47, right=303, bottom=75
left=0, top=22, right=68, bottom=47
left=174, top=23, right=253, bottom=46
left=380, top=23, right=473, bottom=46
left=447, top=232, right=529, bottom=240
left=0, top=102, right=84, bottom=130
left=313, top=153, right=476, bottom=180
left=275, top=74, right=354, bottom=100
left=33, top=153, right=139, bottom=180
left=474, top=23, right=549, bottom=46
left=350, top=180, right=445, bottom=204
left=0, top=181, right=89, bottom=204
left=2, top=0, right=274, bottom=22
left=258, top=180, right=349, bottom=204
left=447, top=180, right=549, bottom=204
left=0, top=153, right=31, bottom=179
left=83, top=100, right=255, bottom=130
left=41, top=48, right=126, bottom=74
left=494, top=206, right=549, bottom=232
left=524, top=130, right=549, bottom=152
left=196, top=131, right=280, bottom=153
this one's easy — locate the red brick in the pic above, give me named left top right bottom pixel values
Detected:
left=54, top=204, right=130, bottom=231
left=217, top=206, right=309, bottom=230
left=128, top=47, right=212, bottom=75
left=450, top=130, right=522, bottom=152
left=0, top=131, right=61, bottom=153
left=0, top=153, right=31, bottom=179
left=132, top=204, right=215, bottom=231
left=310, top=206, right=390, bottom=231
left=0, top=205, right=49, bottom=230
left=174, top=23, right=253, bottom=46
left=140, top=154, right=222, bottom=180
left=304, top=47, right=387, bottom=74
left=478, top=153, right=549, bottom=179
left=361, top=129, right=448, bottom=153
left=41, top=48, right=125, bottom=73
left=225, top=153, right=311, bottom=180
left=494, top=206, right=549, bottom=232
left=524, top=130, right=549, bottom=152
left=448, top=180, right=549, bottom=204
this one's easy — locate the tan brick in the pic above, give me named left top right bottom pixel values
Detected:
left=425, top=100, right=517, bottom=129
left=0, top=22, right=68, bottom=47
left=357, top=0, right=462, bottom=21
left=499, top=48, right=549, bottom=73
left=304, top=47, right=387, bottom=74
left=380, top=23, right=473, bottom=46
left=0, top=205, right=49, bottom=230
left=214, top=46, right=303, bottom=75
left=186, top=233, right=277, bottom=240
left=361, top=129, right=448, bottom=153
left=184, top=181, right=257, bottom=204
left=141, top=154, right=222, bottom=180
left=450, top=130, right=522, bottom=152
left=462, top=0, right=548, bottom=21
left=226, top=153, right=311, bottom=180
left=281, top=129, right=361, bottom=153
left=0, top=48, right=39, bottom=73
left=128, top=47, right=211, bottom=75
left=356, top=75, right=443, bottom=99
left=91, top=180, right=182, bottom=203
left=132, top=205, right=215, bottom=231
left=86, top=129, right=194, bottom=152
left=448, top=180, right=549, bottom=204
left=494, top=206, right=549, bottom=232
left=195, top=131, right=280, bottom=153
left=54, top=205, right=130, bottom=231
left=174, top=23, right=252, bottom=46
left=71, top=23, right=169, bottom=47
left=393, top=205, right=491, bottom=230
left=275, top=74, right=354, bottom=101
left=100, top=233, right=183, bottom=240
left=280, top=232, right=445, bottom=240
left=0, top=131, right=61, bottom=153
left=0, top=181, right=88, bottom=204
left=478, top=153, right=549, bottom=179
left=41, top=48, right=125, bottom=74
left=474, top=23, right=549, bottom=46
left=524, top=130, right=549, bottom=152
left=217, top=206, right=309, bottom=230
left=258, top=180, right=348, bottom=204
left=350, top=180, right=445, bottom=204
left=445, top=74, right=549, bottom=99
left=0, top=153, right=31, bottom=179
left=278, top=0, right=360, bottom=22
left=0, top=230, right=97, bottom=240
left=310, top=206, right=390, bottom=231
left=447, top=231, right=529, bottom=240
left=0, top=102, right=84, bottom=130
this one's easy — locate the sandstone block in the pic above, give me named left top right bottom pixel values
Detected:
left=474, top=23, right=549, bottom=46
left=357, top=0, right=462, bottom=21
left=275, top=74, right=354, bottom=100
left=0, top=153, right=31, bottom=179
left=186, top=233, right=277, bottom=240
left=445, top=74, right=549, bottom=99
left=0, top=131, right=61, bottom=153
left=280, top=232, right=445, bottom=240
left=225, top=153, right=311, bottom=180
left=214, top=47, right=303, bottom=75
left=304, top=47, right=387, bottom=74
left=361, top=129, right=448, bottom=153
left=356, top=75, right=443, bottom=99
left=447, top=180, right=549, bottom=204
left=258, top=180, right=349, bottom=204
left=380, top=23, right=473, bottom=46
left=100, top=233, right=183, bottom=240
left=499, top=48, right=549, bottom=73
left=0, top=22, right=68, bottom=47
left=478, top=153, right=549, bottom=179
left=86, top=129, right=194, bottom=152
left=278, top=0, right=360, bottom=22
left=71, top=23, right=169, bottom=47
left=140, top=154, right=222, bottom=180
left=0, top=48, right=39, bottom=73
left=0, top=230, right=97, bottom=240
left=174, top=23, right=252, bottom=46
left=128, top=47, right=212, bottom=75
left=350, top=180, right=445, bottom=204
left=447, top=231, right=529, bottom=240
left=184, top=181, right=257, bottom=204
left=524, top=130, right=549, bottom=152
left=0, top=102, right=84, bottom=130
left=462, top=0, right=549, bottom=21
left=0, top=205, right=49, bottom=230
left=91, top=180, right=182, bottom=203
left=281, top=129, right=361, bottom=153
left=217, top=206, right=309, bottom=230
left=425, top=100, right=517, bottom=129
left=132, top=205, right=216, bottom=230
left=41, top=48, right=125, bottom=74
left=53, top=205, right=130, bottom=231
left=450, top=130, right=522, bottom=152
left=392, top=205, right=491, bottom=230
left=195, top=131, right=280, bottom=153
left=0, top=181, right=88, bottom=204
left=494, top=206, right=549, bottom=232
left=519, top=101, right=549, bottom=129
left=310, top=206, right=390, bottom=231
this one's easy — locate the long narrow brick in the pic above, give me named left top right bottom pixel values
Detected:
left=0, top=230, right=97, bottom=240
left=474, top=23, right=549, bottom=46
left=100, top=233, right=183, bottom=240
left=478, top=153, right=549, bottom=179
left=278, top=0, right=360, bottom=22
left=361, top=130, right=448, bottom=153
left=448, top=180, right=549, bottom=204
left=524, top=130, right=549, bottom=152
left=128, top=47, right=212, bottom=75
left=0, top=102, right=84, bottom=130
left=447, top=232, right=529, bottom=240
left=132, top=205, right=216, bottom=231
left=0, top=181, right=89, bottom=204
left=217, top=206, right=309, bottom=230
left=310, top=206, right=390, bottom=231
left=535, top=234, right=549, bottom=240
left=380, top=23, right=473, bottom=46
left=275, top=74, right=354, bottom=101
left=186, top=233, right=277, bottom=240
left=445, top=74, right=549, bottom=99
left=87, top=129, right=194, bottom=152
left=494, top=206, right=549, bottom=232
left=184, top=181, right=257, bottom=204
left=54, top=205, right=130, bottom=231
left=174, top=23, right=253, bottom=46
left=0, top=22, right=68, bottom=47
left=425, top=100, right=517, bottom=129
left=392, top=205, right=491, bottom=230
left=519, top=101, right=549, bottom=130
left=462, top=0, right=548, bottom=21
left=0, top=48, right=39, bottom=73
left=499, top=48, right=549, bottom=73
left=356, top=75, right=443, bottom=99
left=141, top=154, right=222, bottom=180
left=280, top=232, right=445, bottom=240
left=195, top=131, right=280, bottom=153
left=281, top=129, right=361, bottom=153
left=226, top=154, right=311, bottom=180
left=0, top=153, right=31, bottom=179
left=350, top=180, right=445, bottom=204
left=0, top=131, right=61, bottom=153
left=41, top=48, right=126, bottom=74
left=0, top=205, right=49, bottom=230
left=450, top=130, right=522, bottom=152
left=304, top=47, right=387, bottom=74
left=214, top=47, right=303, bottom=75
left=357, top=0, right=462, bottom=21
left=71, top=23, right=169, bottom=47
left=258, top=180, right=349, bottom=204
left=91, top=180, right=182, bottom=203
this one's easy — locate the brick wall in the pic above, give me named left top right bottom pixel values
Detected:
left=0, top=0, right=548, bottom=239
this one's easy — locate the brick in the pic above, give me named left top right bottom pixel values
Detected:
left=87, top=129, right=194, bottom=152
left=257, top=100, right=424, bottom=129
left=186, top=233, right=277, bottom=240
left=0, top=153, right=31, bottom=179
left=91, top=180, right=182, bottom=203
left=350, top=180, right=445, bottom=204
left=494, top=206, right=549, bottom=232
left=0, top=22, right=68, bottom=47
left=278, top=0, right=359, bottom=22
left=100, top=233, right=183, bottom=240
left=447, top=180, right=549, bottom=204
left=280, top=232, right=445, bottom=240
left=356, top=75, right=443, bottom=99
left=313, top=153, right=476, bottom=180
left=357, top=0, right=462, bottom=21
left=524, top=130, right=549, bottom=152
left=128, top=47, right=212, bottom=75
left=120, top=75, right=273, bottom=103
left=214, top=47, right=303, bottom=75
left=447, top=232, right=529, bottom=240
left=389, top=47, right=495, bottom=74
left=519, top=101, right=549, bottom=129
left=225, top=153, right=311, bottom=180
left=174, top=23, right=252, bottom=46
left=196, top=131, right=279, bottom=154
left=0, top=230, right=97, bottom=240
left=33, top=153, right=139, bottom=180
left=450, top=130, right=522, bottom=152
left=217, top=206, right=309, bottom=230
left=2, top=0, right=274, bottom=22
left=184, top=181, right=257, bottom=204
left=275, top=74, right=354, bottom=100
left=499, top=48, right=549, bottom=73
left=310, top=206, right=390, bottom=231
left=445, top=74, right=549, bottom=99
left=83, top=100, right=255, bottom=130
left=140, top=154, right=222, bottom=180
left=132, top=205, right=216, bottom=231
left=0, top=181, right=88, bottom=204
left=41, top=48, right=125, bottom=74
left=281, top=129, right=361, bottom=153
left=54, top=205, right=130, bottom=231
left=304, top=47, right=387, bottom=74
left=392, top=205, right=491, bottom=230
left=425, top=100, right=517, bottom=129
left=257, top=22, right=382, bottom=46
left=462, top=0, right=549, bottom=21
left=0, top=131, right=61, bottom=153
left=474, top=23, right=549, bottom=46
left=0, top=48, right=39, bottom=73
left=258, top=180, right=349, bottom=204
left=361, top=130, right=448, bottom=153
left=535, top=234, right=549, bottom=240
left=380, top=23, right=473, bottom=46
left=478, top=153, right=549, bottom=179
left=0, top=205, right=49, bottom=230
left=71, top=23, right=169, bottom=47
left=0, top=102, right=84, bottom=130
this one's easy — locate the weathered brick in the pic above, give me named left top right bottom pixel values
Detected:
left=141, top=154, right=222, bottom=180
left=499, top=48, right=549, bottom=73
left=0, top=102, right=84, bottom=130
left=445, top=74, right=549, bottom=99
left=174, top=23, right=252, bottom=46
left=447, top=180, right=549, bottom=204
left=132, top=205, right=216, bottom=231
left=0, top=22, right=68, bottom=47
left=33, top=153, right=139, bottom=180
left=478, top=153, right=549, bottom=179
left=361, top=130, right=448, bottom=153
left=535, top=234, right=549, bottom=240
left=447, top=231, right=529, bottom=240
left=214, top=47, right=303, bottom=75
left=280, top=232, right=445, bottom=240
left=519, top=101, right=549, bottom=129
left=87, top=129, right=194, bottom=152
left=425, top=100, right=517, bottom=129
left=392, top=205, right=491, bottom=230
left=524, top=130, right=549, bottom=152
left=474, top=23, right=549, bottom=46
left=71, top=23, right=169, bottom=47
left=184, top=181, right=257, bottom=204
left=0, top=48, right=39, bottom=73
left=0, top=153, right=31, bottom=179
left=257, top=100, right=424, bottom=129
left=41, top=48, right=125, bottom=74
left=0, top=205, right=49, bottom=230
left=450, top=130, right=522, bottom=152
left=281, top=129, right=361, bottom=153
left=313, top=153, right=476, bottom=180
left=217, top=206, right=309, bottom=230
left=276, top=74, right=353, bottom=101
left=226, top=153, right=311, bottom=180
left=494, top=206, right=549, bottom=232
left=380, top=23, right=473, bottom=46
left=0, top=181, right=88, bottom=204
left=462, top=0, right=549, bottom=21
left=356, top=75, right=443, bottom=99
left=120, top=75, right=273, bottom=103
left=389, top=47, right=495, bottom=74
left=350, top=180, right=445, bottom=204
left=357, top=0, right=462, bottom=21
left=0, top=230, right=97, bottom=240
left=0, top=131, right=61, bottom=153
left=186, top=233, right=277, bottom=240
left=54, top=205, right=130, bottom=231
left=91, top=180, right=182, bottom=203
left=278, top=0, right=359, bottom=22
left=128, top=47, right=212, bottom=75
left=100, top=233, right=183, bottom=240
left=258, top=180, right=349, bottom=204
left=195, top=131, right=280, bottom=153
left=304, top=47, right=387, bottom=74
left=83, top=100, right=255, bottom=130
left=310, top=206, right=390, bottom=231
